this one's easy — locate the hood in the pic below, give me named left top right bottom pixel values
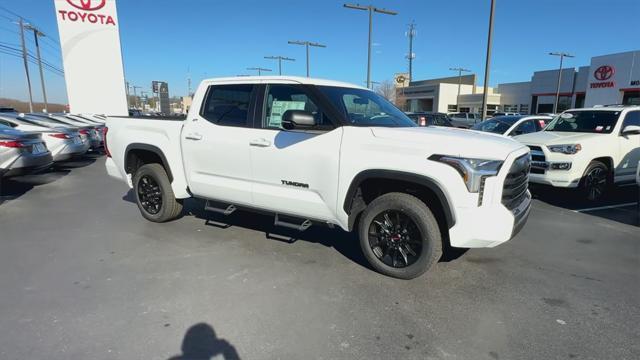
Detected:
left=370, top=126, right=526, bottom=159
left=514, top=131, right=602, bottom=145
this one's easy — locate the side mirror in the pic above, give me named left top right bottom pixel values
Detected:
left=281, top=110, right=316, bottom=130
left=622, top=125, right=640, bottom=135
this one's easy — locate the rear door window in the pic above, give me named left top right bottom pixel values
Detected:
left=200, top=84, right=255, bottom=127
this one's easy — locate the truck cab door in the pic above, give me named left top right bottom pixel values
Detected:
left=248, top=84, right=343, bottom=221
left=616, top=110, right=640, bottom=182
left=181, top=83, right=257, bottom=206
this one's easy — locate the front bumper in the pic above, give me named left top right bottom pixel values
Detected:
left=529, top=168, right=581, bottom=188
left=449, top=191, right=531, bottom=248
left=447, top=149, right=532, bottom=248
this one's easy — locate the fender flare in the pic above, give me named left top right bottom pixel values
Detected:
left=124, top=143, right=174, bottom=182
left=343, top=169, right=456, bottom=229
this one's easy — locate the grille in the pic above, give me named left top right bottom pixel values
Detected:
left=502, top=153, right=530, bottom=210
left=527, top=145, right=547, bottom=174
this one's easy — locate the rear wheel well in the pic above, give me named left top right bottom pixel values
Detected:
left=346, top=177, right=452, bottom=239
left=125, top=148, right=173, bottom=182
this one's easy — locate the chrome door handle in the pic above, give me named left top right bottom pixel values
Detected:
left=185, top=133, right=203, bottom=140
left=249, top=138, right=271, bottom=147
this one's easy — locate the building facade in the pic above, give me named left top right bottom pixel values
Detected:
left=397, top=50, right=640, bottom=116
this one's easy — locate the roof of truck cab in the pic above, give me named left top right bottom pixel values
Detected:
left=202, top=76, right=368, bottom=90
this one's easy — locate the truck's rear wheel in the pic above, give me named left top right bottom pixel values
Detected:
left=133, top=163, right=183, bottom=222
left=580, top=161, right=609, bottom=202
left=358, top=192, right=442, bottom=279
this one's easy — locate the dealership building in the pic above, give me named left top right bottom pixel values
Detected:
left=398, top=50, right=640, bottom=116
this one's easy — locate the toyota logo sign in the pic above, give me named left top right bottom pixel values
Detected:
left=66, top=0, right=106, bottom=11
left=594, top=65, right=614, bottom=81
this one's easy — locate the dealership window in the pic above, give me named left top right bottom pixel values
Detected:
left=447, top=104, right=458, bottom=113
left=575, top=94, right=585, bottom=108
left=459, top=107, right=470, bottom=113
left=201, top=84, right=254, bottom=127
left=503, top=104, right=518, bottom=113
left=622, top=91, right=640, bottom=106
left=486, top=104, right=499, bottom=116
left=557, top=96, right=572, bottom=113
left=519, top=104, right=529, bottom=114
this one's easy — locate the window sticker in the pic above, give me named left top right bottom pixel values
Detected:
left=595, top=125, right=604, bottom=132
left=269, top=100, right=306, bottom=127
left=560, top=113, right=574, bottom=119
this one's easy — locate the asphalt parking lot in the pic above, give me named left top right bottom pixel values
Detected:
left=0, top=156, right=638, bottom=360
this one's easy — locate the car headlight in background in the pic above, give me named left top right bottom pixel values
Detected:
left=547, top=144, right=582, bottom=154
left=429, top=155, right=503, bottom=193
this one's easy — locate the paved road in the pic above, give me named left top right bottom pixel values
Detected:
left=0, top=157, right=638, bottom=360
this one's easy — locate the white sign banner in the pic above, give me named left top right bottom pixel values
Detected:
left=54, top=0, right=128, bottom=115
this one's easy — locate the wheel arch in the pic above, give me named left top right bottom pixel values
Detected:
left=343, top=170, right=456, bottom=231
left=125, top=143, right=174, bottom=182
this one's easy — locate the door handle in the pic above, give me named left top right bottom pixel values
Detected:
left=185, top=133, right=203, bottom=140
left=249, top=138, right=271, bottom=147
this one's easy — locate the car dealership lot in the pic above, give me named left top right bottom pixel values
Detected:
left=0, top=157, right=638, bottom=360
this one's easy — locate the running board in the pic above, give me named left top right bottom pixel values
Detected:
left=204, top=200, right=236, bottom=216
left=274, top=214, right=312, bottom=232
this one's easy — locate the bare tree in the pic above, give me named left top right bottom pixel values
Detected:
left=375, top=79, right=396, bottom=102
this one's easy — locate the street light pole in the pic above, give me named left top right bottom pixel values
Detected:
left=288, top=40, right=326, bottom=77
left=18, top=19, right=34, bottom=113
left=264, top=56, right=295, bottom=75
left=549, top=52, right=574, bottom=114
left=344, top=3, right=397, bottom=89
left=450, top=67, right=471, bottom=112
left=247, top=67, right=272, bottom=76
left=480, top=0, right=496, bottom=120
left=132, top=86, right=141, bottom=109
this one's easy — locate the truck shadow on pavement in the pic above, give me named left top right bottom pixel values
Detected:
left=168, top=323, right=241, bottom=360
left=530, top=184, right=639, bottom=226
left=122, top=192, right=469, bottom=269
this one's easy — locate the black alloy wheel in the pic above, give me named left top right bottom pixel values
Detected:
left=137, top=175, right=163, bottom=215
left=583, top=162, right=608, bottom=202
left=368, top=210, right=423, bottom=268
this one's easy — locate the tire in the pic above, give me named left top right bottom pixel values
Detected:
left=580, top=161, right=609, bottom=202
left=358, top=192, right=442, bottom=279
left=133, top=163, right=183, bottom=222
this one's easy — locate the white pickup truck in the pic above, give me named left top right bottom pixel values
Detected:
left=105, top=76, right=532, bottom=279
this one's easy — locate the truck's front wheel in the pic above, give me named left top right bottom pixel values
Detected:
left=358, top=192, right=442, bottom=279
left=133, top=163, right=183, bottom=222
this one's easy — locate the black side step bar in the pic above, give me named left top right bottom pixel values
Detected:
left=204, top=200, right=236, bottom=216
left=274, top=214, right=312, bottom=232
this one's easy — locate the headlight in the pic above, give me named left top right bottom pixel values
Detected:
left=429, top=155, right=503, bottom=192
left=547, top=144, right=582, bottom=154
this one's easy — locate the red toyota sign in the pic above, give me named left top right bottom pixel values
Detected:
left=594, top=65, right=614, bottom=81
left=58, top=0, right=115, bottom=26
left=66, top=0, right=106, bottom=11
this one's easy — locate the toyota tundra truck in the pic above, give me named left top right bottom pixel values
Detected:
left=515, top=105, right=640, bottom=201
left=104, top=76, right=532, bottom=279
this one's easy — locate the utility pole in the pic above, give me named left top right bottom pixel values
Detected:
left=480, top=0, right=496, bottom=120
left=24, top=24, right=48, bottom=112
left=18, top=19, right=34, bottom=113
left=132, top=85, right=141, bottom=109
left=450, top=67, right=471, bottom=112
left=264, top=56, right=295, bottom=75
left=288, top=40, right=326, bottom=77
left=187, top=66, right=192, bottom=97
left=343, top=3, right=397, bottom=89
left=406, top=21, right=416, bottom=81
left=549, top=52, right=574, bottom=114
left=246, top=67, right=272, bottom=76
left=125, top=81, right=131, bottom=109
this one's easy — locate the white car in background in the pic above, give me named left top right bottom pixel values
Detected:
left=515, top=106, right=640, bottom=201
left=472, top=115, right=552, bottom=137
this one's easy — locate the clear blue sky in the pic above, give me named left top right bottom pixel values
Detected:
left=1, top=0, right=639, bottom=104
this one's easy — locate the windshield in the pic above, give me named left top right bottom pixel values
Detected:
left=545, top=110, right=620, bottom=133
left=317, top=86, right=416, bottom=127
left=471, top=119, right=514, bottom=134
